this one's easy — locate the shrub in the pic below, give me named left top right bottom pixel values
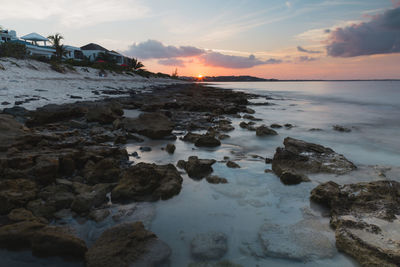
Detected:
left=50, top=61, right=65, bottom=73
left=0, top=42, right=27, bottom=59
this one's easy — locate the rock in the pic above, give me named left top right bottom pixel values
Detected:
left=272, top=137, right=356, bottom=184
left=89, top=209, right=110, bottom=223
left=85, top=158, right=122, bottom=184
left=311, top=180, right=400, bottom=267
left=179, top=156, right=216, bottom=179
left=270, top=123, right=282, bottom=128
left=86, top=104, right=123, bottom=124
left=111, top=163, right=183, bottom=202
left=195, top=136, right=221, bottom=147
left=122, top=113, right=175, bottom=139
left=255, top=125, right=278, bottom=136
left=226, top=161, right=240, bottom=168
left=333, top=125, right=351, bottom=132
left=206, top=176, right=228, bottom=184
left=242, top=114, right=261, bottom=121
left=7, top=208, right=47, bottom=224
left=188, top=260, right=243, bottom=267
left=71, top=183, right=113, bottom=215
left=165, top=143, right=176, bottom=154
left=239, top=121, right=256, bottom=131
left=257, top=219, right=336, bottom=261
left=279, top=170, right=310, bottom=185
left=0, top=179, right=38, bottom=215
left=191, top=232, right=228, bottom=260
left=0, top=221, right=87, bottom=259
left=264, top=169, right=273, bottom=173
left=182, top=132, right=203, bottom=143
left=284, top=123, right=293, bottom=129
left=37, top=184, right=75, bottom=211
left=265, top=158, right=273, bottom=164
left=2, top=106, right=30, bottom=123
left=139, top=146, right=152, bottom=152
left=0, top=114, right=30, bottom=151
left=33, top=156, right=59, bottom=185
left=85, top=222, right=171, bottom=267
left=244, top=108, right=255, bottom=114
left=59, top=156, right=76, bottom=176
left=27, top=104, right=86, bottom=126
left=26, top=199, right=57, bottom=219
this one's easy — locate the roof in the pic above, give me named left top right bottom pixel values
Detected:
left=20, top=32, right=48, bottom=42
left=81, top=43, right=108, bottom=52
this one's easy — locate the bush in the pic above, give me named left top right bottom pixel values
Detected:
left=0, top=42, right=27, bottom=59
left=50, top=61, right=65, bottom=73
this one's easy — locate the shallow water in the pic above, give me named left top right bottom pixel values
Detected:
left=3, top=81, right=399, bottom=266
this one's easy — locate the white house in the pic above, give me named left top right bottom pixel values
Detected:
left=19, top=33, right=55, bottom=58
left=64, top=45, right=84, bottom=60
left=81, top=43, right=125, bottom=65
left=0, top=29, right=18, bottom=43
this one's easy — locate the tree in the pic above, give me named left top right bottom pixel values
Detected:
left=131, top=58, right=144, bottom=70
left=171, top=68, right=178, bottom=78
left=47, top=33, right=66, bottom=61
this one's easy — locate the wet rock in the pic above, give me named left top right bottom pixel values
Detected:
left=27, top=104, right=86, bottom=126
left=89, top=209, right=110, bottom=223
left=279, top=170, right=310, bottom=185
left=188, top=260, right=243, bottom=267
left=226, top=161, right=240, bottom=168
left=272, top=137, right=356, bottom=184
left=139, top=146, right=152, bottom=152
left=333, top=125, right=351, bottom=132
left=0, top=221, right=87, bottom=259
left=206, top=175, right=228, bottom=184
left=311, top=180, right=400, bottom=267
left=122, top=112, right=175, bottom=139
left=255, top=125, right=278, bottom=136
left=264, top=169, right=273, bottom=173
left=270, top=123, right=282, bottom=128
left=0, top=114, right=30, bottom=151
left=215, top=120, right=235, bottom=132
left=71, top=183, right=113, bottom=215
left=309, top=128, right=323, bottom=132
left=2, top=106, right=30, bottom=123
left=244, top=108, right=255, bottom=114
left=26, top=199, right=57, bottom=219
left=85, top=222, right=171, bottom=267
left=86, top=104, right=123, bottom=124
left=38, top=184, right=75, bottom=211
left=0, top=179, right=38, bottom=215
left=239, top=121, right=256, bottom=131
left=85, top=158, right=122, bottom=184
left=195, top=136, right=221, bottom=147
left=265, top=157, right=273, bottom=164
left=33, top=155, right=59, bottom=185
left=191, top=232, right=228, bottom=260
left=7, top=208, right=47, bottom=224
left=111, top=163, right=183, bottom=202
left=284, top=123, right=293, bottom=129
left=165, top=143, right=176, bottom=154
left=242, top=114, right=261, bottom=121
left=178, top=156, right=216, bottom=179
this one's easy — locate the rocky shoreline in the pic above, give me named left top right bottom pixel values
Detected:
left=0, top=83, right=398, bottom=266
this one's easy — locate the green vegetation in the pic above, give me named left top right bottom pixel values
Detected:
left=130, top=58, right=144, bottom=70
left=47, top=33, right=66, bottom=61
left=0, top=42, right=27, bottom=59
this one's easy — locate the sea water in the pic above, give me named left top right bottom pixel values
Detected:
left=3, top=81, right=399, bottom=266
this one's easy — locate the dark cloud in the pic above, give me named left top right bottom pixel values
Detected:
left=297, top=46, right=322, bottom=54
left=158, top=58, right=186, bottom=67
left=125, top=39, right=205, bottom=59
left=297, top=56, right=317, bottom=62
left=326, top=7, right=400, bottom=57
left=199, top=52, right=281, bottom=68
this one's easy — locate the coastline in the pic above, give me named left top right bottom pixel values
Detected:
left=0, top=60, right=399, bottom=266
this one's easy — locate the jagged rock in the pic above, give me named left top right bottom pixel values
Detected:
left=195, top=136, right=221, bottom=147
left=0, top=114, right=30, bottom=151
left=0, top=221, right=87, bottom=259
left=178, top=156, right=216, bottom=179
left=272, top=137, right=356, bottom=184
left=255, top=125, right=278, bottom=136
left=191, top=232, right=228, bottom=260
left=226, top=161, right=240, bottom=168
left=122, top=112, right=174, bottom=139
left=85, top=222, right=171, bottom=267
left=311, top=180, right=400, bottom=267
left=206, top=175, right=228, bottom=184
left=165, top=143, right=176, bottom=154
left=111, top=163, right=183, bottom=202
left=0, top=179, right=38, bottom=215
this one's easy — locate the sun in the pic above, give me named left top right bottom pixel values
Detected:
left=197, top=74, right=203, bottom=78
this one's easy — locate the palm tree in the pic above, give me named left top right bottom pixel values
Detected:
left=48, top=33, right=66, bottom=61
left=131, top=58, right=144, bottom=70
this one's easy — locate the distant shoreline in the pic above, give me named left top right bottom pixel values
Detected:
left=204, top=79, right=400, bottom=82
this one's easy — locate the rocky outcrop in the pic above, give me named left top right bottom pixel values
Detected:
left=122, top=112, right=175, bottom=139
left=0, top=179, right=38, bottom=215
left=272, top=137, right=356, bottom=184
left=195, top=136, right=221, bottom=147
left=177, top=156, right=216, bottom=179
left=206, top=175, right=228, bottom=184
left=26, top=104, right=87, bottom=126
left=86, top=102, right=123, bottom=124
left=85, top=222, right=171, bottom=267
left=0, top=114, right=30, bottom=151
left=0, top=221, right=87, bottom=259
left=311, top=180, right=400, bottom=267
left=191, top=232, right=228, bottom=260
left=111, top=163, right=183, bottom=202
left=255, top=125, right=278, bottom=136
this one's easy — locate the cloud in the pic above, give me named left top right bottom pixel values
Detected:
left=125, top=40, right=205, bottom=59
left=158, top=58, right=186, bottom=67
left=0, top=0, right=150, bottom=27
left=326, top=7, right=400, bottom=57
left=297, top=56, right=318, bottom=62
left=199, top=52, right=281, bottom=69
left=297, top=46, right=322, bottom=54
left=393, top=0, right=400, bottom=8
left=285, top=1, right=292, bottom=8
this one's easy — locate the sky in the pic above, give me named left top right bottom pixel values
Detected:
left=1, top=0, right=400, bottom=79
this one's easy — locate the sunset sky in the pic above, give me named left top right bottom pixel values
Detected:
left=1, top=0, right=400, bottom=79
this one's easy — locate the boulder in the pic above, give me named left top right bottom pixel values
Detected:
left=84, top=157, right=122, bottom=184
left=239, top=121, right=256, bottom=131
left=195, top=136, right=221, bottom=147
left=0, top=179, right=38, bottom=215
left=311, top=180, right=400, bottom=267
left=279, top=170, right=310, bottom=185
left=85, top=222, right=171, bottom=267
left=111, top=163, right=183, bottom=202
left=206, top=176, right=228, bottom=184
left=272, top=137, right=356, bottom=184
left=178, top=156, right=216, bottom=179
left=191, top=232, right=228, bottom=260
left=226, top=161, right=240, bottom=168
left=165, top=143, right=176, bottom=154
left=255, top=125, right=278, bottom=136
left=122, top=113, right=175, bottom=139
